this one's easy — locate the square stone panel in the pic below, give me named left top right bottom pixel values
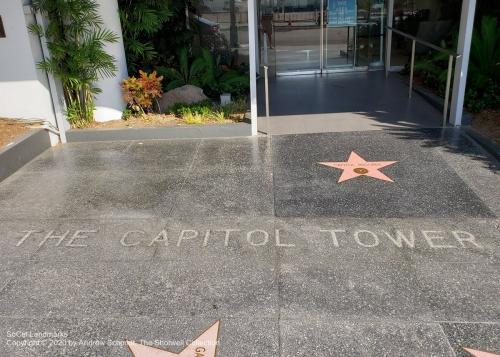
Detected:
left=22, top=139, right=201, bottom=173
left=21, top=141, right=135, bottom=173
left=272, top=131, right=494, bottom=218
left=280, top=318, right=366, bottom=356
left=132, top=258, right=278, bottom=319
left=63, top=169, right=188, bottom=219
left=0, top=169, right=188, bottom=219
left=0, top=260, right=149, bottom=318
left=191, top=137, right=271, bottom=170
left=169, top=167, right=274, bottom=217
left=415, top=262, right=500, bottom=322
left=279, top=259, right=433, bottom=321
left=354, top=321, right=455, bottom=356
left=280, top=319, right=454, bottom=357
left=125, top=139, right=201, bottom=171
left=440, top=322, right=500, bottom=357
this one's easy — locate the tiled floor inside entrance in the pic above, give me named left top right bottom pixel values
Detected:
left=0, top=129, right=498, bottom=356
left=257, top=71, right=445, bottom=134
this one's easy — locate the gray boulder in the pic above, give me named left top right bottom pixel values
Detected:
left=159, top=85, right=208, bottom=112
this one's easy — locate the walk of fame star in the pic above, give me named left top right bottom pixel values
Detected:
left=318, top=151, right=398, bottom=183
left=127, top=321, right=220, bottom=357
left=464, top=347, right=500, bottom=357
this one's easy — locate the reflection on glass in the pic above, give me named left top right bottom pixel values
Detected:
left=194, top=0, right=250, bottom=67
left=324, top=26, right=354, bottom=68
left=270, top=0, right=322, bottom=73
left=356, top=0, right=385, bottom=68
left=390, top=0, right=459, bottom=67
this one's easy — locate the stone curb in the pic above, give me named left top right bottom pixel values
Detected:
left=463, top=127, right=500, bottom=161
left=0, top=128, right=51, bottom=182
left=66, top=123, right=252, bottom=142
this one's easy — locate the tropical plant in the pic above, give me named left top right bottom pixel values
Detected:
left=157, top=48, right=206, bottom=90
left=181, top=108, right=205, bottom=124
left=122, top=71, right=163, bottom=114
left=118, top=0, right=173, bottom=73
left=166, top=99, right=214, bottom=116
left=29, top=0, right=118, bottom=127
left=465, top=79, right=500, bottom=112
left=217, top=69, right=250, bottom=98
left=165, top=98, right=247, bottom=123
left=221, top=97, right=248, bottom=119
left=414, top=16, right=500, bottom=112
left=468, top=16, right=500, bottom=90
left=414, top=47, right=451, bottom=95
left=209, top=110, right=226, bottom=122
left=160, top=48, right=249, bottom=97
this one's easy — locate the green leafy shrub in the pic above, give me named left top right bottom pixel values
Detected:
left=118, top=0, right=194, bottom=74
left=221, top=98, right=248, bottom=118
left=209, top=110, right=226, bottom=123
left=166, top=100, right=214, bottom=116
left=196, top=49, right=249, bottom=98
left=180, top=108, right=226, bottom=124
left=468, top=16, right=500, bottom=91
left=166, top=98, right=247, bottom=124
left=30, top=0, right=118, bottom=128
left=414, top=16, right=500, bottom=112
left=156, top=48, right=206, bottom=91
left=159, top=48, right=249, bottom=98
left=414, top=49, right=451, bottom=96
left=122, top=108, right=132, bottom=121
left=66, top=102, right=95, bottom=129
left=465, top=79, right=500, bottom=112
left=118, top=0, right=173, bottom=73
left=181, top=109, right=205, bottom=125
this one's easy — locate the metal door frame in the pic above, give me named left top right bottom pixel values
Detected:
left=274, top=0, right=384, bottom=76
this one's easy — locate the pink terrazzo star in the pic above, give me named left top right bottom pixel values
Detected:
left=127, top=321, right=220, bottom=357
left=464, top=347, right=500, bottom=357
left=319, top=151, right=398, bottom=183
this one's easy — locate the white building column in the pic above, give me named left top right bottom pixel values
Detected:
left=449, top=0, right=477, bottom=126
left=254, top=0, right=260, bottom=75
left=385, top=0, right=394, bottom=75
left=94, top=0, right=128, bottom=122
left=248, top=0, right=259, bottom=135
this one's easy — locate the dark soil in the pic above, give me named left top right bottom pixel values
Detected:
left=472, top=109, right=500, bottom=144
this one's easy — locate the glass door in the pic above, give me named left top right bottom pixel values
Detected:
left=260, top=0, right=386, bottom=75
left=356, top=0, right=386, bottom=68
left=324, top=26, right=356, bottom=69
left=324, top=0, right=386, bottom=71
left=271, top=0, right=323, bottom=74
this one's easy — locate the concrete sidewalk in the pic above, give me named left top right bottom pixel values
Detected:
left=0, top=128, right=498, bottom=356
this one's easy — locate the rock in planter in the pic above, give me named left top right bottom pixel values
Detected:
left=159, top=85, right=208, bottom=112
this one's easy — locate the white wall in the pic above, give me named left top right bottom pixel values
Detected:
left=0, top=0, right=128, bottom=139
left=0, top=0, right=60, bottom=144
left=93, top=0, right=128, bottom=122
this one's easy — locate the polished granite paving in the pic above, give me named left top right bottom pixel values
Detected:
left=0, top=128, right=499, bottom=356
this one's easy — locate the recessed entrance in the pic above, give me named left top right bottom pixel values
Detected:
left=256, top=0, right=449, bottom=135
left=257, top=71, right=445, bottom=134
left=259, top=0, right=386, bottom=74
